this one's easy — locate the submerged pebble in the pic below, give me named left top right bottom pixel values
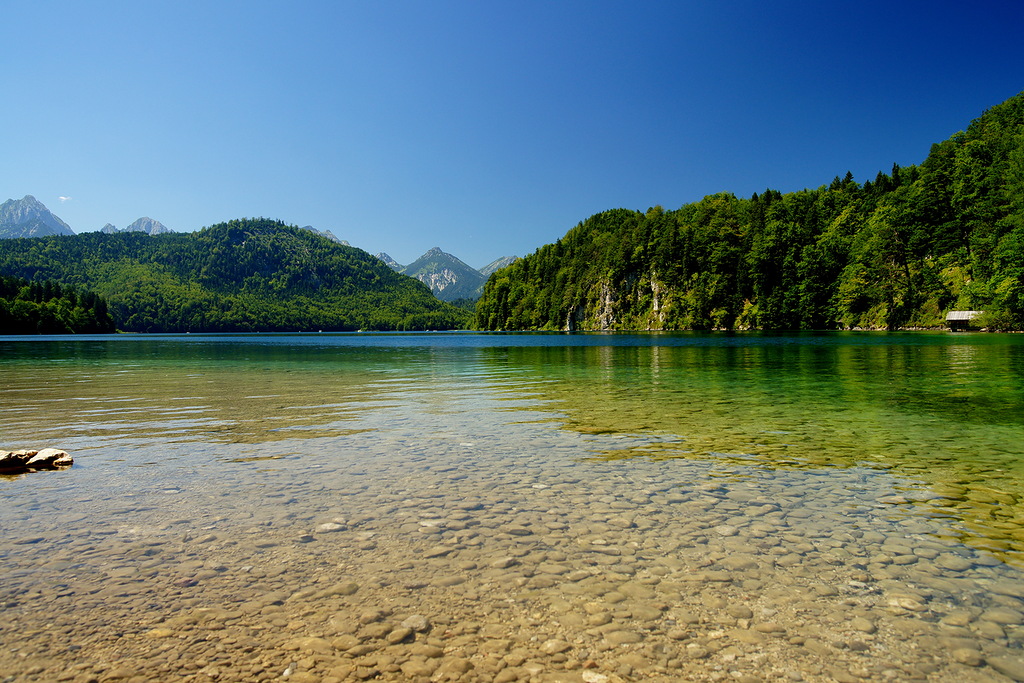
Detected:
left=3, top=341, right=1024, bottom=683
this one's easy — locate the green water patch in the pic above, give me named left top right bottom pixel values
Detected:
left=4, top=332, right=1024, bottom=566
left=475, top=337, right=1024, bottom=564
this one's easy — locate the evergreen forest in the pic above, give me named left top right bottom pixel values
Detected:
left=0, top=219, right=471, bottom=333
left=0, top=275, right=115, bottom=334
left=476, top=91, right=1024, bottom=331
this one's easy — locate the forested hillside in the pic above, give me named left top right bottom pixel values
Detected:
left=477, top=91, right=1024, bottom=331
left=0, top=275, right=115, bottom=334
left=0, top=219, right=471, bottom=332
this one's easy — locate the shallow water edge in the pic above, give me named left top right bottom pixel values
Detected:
left=2, top=332, right=1024, bottom=682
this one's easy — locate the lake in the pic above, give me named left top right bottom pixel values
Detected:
left=2, top=331, right=1024, bottom=682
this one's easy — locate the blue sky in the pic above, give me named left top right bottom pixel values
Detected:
left=4, top=1, right=1023, bottom=268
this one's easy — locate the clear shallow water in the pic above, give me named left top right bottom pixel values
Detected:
left=3, top=332, right=1024, bottom=682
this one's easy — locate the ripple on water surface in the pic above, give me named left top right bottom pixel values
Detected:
left=2, top=332, right=1024, bottom=682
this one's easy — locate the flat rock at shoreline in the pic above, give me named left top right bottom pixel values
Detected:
left=0, top=448, right=73, bottom=473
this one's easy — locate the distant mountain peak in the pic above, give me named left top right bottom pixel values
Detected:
left=414, top=247, right=474, bottom=269
left=126, top=217, right=174, bottom=235
left=402, top=247, right=485, bottom=301
left=0, top=195, right=76, bottom=239
left=479, top=255, right=519, bottom=278
left=300, top=225, right=349, bottom=245
left=99, top=217, right=175, bottom=236
left=373, top=247, right=516, bottom=300
left=375, top=252, right=404, bottom=271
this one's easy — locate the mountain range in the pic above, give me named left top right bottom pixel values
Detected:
left=0, top=196, right=175, bottom=239
left=0, top=196, right=75, bottom=238
left=0, top=196, right=515, bottom=302
left=100, top=217, right=175, bottom=236
left=0, top=218, right=471, bottom=332
left=374, top=249, right=518, bottom=301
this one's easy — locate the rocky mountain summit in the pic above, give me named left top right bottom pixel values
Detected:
left=376, top=248, right=518, bottom=301
left=0, top=196, right=76, bottom=238
left=479, top=255, right=519, bottom=278
left=300, top=226, right=348, bottom=245
left=375, top=252, right=403, bottom=270
left=402, top=247, right=485, bottom=301
left=0, top=197, right=350, bottom=245
left=101, top=217, right=175, bottom=235
left=0, top=196, right=178, bottom=239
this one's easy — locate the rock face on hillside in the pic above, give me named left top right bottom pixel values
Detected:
left=0, top=196, right=76, bottom=238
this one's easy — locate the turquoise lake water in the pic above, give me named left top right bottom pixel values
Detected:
left=4, top=331, right=1023, bottom=561
left=3, top=331, right=1024, bottom=682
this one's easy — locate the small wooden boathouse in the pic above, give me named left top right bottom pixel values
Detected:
left=945, top=310, right=984, bottom=331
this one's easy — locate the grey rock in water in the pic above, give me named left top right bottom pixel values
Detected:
left=0, top=448, right=73, bottom=472
left=400, top=614, right=430, bottom=632
left=988, top=655, right=1024, bottom=681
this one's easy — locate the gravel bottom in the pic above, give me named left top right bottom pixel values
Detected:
left=4, top=436, right=1024, bottom=683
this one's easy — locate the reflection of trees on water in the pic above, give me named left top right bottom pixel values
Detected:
left=477, top=336, right=1024, bottom=567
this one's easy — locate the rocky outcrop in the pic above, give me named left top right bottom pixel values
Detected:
left=0, top=448, right=73, bottom=473
left=596, top=281, right=618, bottom=330
left=560, top=270, right=674, bottom=331
left=420, top=268, right=460, bottom=294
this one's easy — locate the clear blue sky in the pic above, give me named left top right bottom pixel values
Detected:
left=4, top=0, right=1022, bottom=269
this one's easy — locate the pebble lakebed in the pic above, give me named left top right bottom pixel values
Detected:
left=4, top=335, right=1024, bottom=683
left=4, top=424, right=1024, bottom=683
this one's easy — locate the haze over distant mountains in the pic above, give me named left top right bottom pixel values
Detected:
left=0, top=195, right=518, bottom=302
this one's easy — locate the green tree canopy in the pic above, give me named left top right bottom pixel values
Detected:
left=477, top=91, right=1024, bottom=331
